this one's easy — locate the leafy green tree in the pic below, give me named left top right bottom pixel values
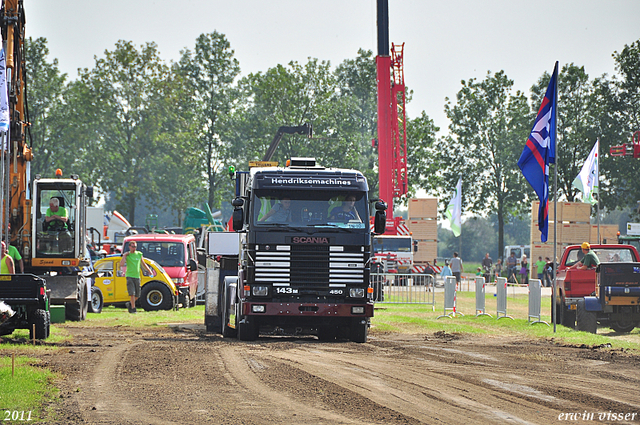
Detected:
left=593, top=40, right=640, bottom=216
left=426, top=71, right=532, bottom=256
left=229, top=58, right=363, bottom=170
left=406, top=111, right=439, bottom=198
left=174, top=32, right=241, bottom=210
left=68, top=40, right=179, bottom=224
left=530, top=64, right=599, bottom=203
left=24, top=37, right=68, bottom=177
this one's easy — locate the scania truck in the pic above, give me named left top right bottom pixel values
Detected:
left=220, top=158, right=386, bottom=342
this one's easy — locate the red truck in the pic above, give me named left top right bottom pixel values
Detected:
left=554, top=244, right=640, bottom=328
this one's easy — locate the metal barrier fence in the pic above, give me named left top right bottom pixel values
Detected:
left=528, top=279, right=549, bottom=326
left=371, top=272, right=435, bottom=310
left=437, top=276, right=462, bottom=318
left=496, top=277, right=514, bottom=320
left=475, top=277, right=491, bottom=317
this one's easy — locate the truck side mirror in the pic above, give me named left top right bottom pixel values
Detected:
left=374, top=210, right=386, bottom=234
left=188, top=258, right=198, bottom=271
left=86, top=186, right=94, bottom=198
left=232, top=208, right=244, bottom=231
left=413, top=240, right=418, bottom=252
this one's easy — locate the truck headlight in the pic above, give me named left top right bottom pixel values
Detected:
left=351, top=306, right=365, bottom=314
left=252, top=286, right=268, bottom=296
left=172, top=278, right=185, bottom=284
left=252, top=304, right=266, bottom=313
left=349, top=288, right=365, bottom=298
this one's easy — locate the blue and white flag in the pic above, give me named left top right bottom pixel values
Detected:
left=445, top=178, right=462, bottom=237
left=518, top=62, right=558, bottom=243
left=572, top=140, right=598, bottom=205
left=0, top=47, right=8, bottom=133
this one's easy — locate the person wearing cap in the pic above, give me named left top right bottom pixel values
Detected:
left=0, top=242, right=15, bottom=274
left=571, top=242, right=600, bottom=270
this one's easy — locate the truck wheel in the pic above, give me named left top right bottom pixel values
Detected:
left=610, top=321, right=636, bottom=333
left=562, top=309, right=576, bottom=329
left=350, top=318, right=368, bottom=343
left=221, top=285, right=236, bottom=338
left=88, top=286, right=103, bottom=314
left=237, top=316, right=259, bottom=341
left=576, top=299, right=597, bottom=334
left=29, top=309, right=49, bottom=340
left=140, top=282, right=173, bottom=311
left=66, top=283, right=88, bottom=321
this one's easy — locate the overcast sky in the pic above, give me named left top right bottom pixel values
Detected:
left=27, top=0, right=640, bottom=133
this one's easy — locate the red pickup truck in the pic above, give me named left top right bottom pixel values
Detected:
left=554, top=244, right=640, bottom=328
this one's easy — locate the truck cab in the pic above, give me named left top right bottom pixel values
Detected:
left=223, top=158, right=385, bottom=342
left=554, top=244, right=639, bottom=327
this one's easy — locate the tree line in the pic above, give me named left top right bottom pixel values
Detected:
left=25, top=34, right=640, bottom=255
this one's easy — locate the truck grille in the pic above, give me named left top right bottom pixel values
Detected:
left=254, top=245, right=365, bottom=288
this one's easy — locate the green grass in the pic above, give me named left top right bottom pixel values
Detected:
left=0, top=356, right=58, bottom=420
left=70, top=304, right=206, bottom=328
left=371, top=290, right=640, bottom=351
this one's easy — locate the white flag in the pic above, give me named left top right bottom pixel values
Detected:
left=445, top=178, right=462, bottom=237
left=572, top=140, right=598, bottom=205
left=0, top=47, right=8, bottom=133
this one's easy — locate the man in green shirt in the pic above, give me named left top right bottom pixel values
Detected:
left=44, top=198, right=68, bottom=231
left=119, top=241, right=153, bottom=313
left=571, top=242, right=600, bottom=270
left=535, top=256, right=546, bottom=282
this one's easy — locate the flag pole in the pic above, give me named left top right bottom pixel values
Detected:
left=596, top=137, right=600, bottom=243
left=552, top=61, right=559, bottom=334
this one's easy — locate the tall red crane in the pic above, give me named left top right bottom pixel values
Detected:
left=375, top=0, right=408, bottom=235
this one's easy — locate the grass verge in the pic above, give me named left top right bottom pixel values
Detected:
left=371, top=290, right=640, bottom=351
left=0, top=355, right=58, bottom=421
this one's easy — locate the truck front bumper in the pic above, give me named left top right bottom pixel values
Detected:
left=241, top=301, right=373, bottom=317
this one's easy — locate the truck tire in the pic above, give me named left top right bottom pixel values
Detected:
left=562, top=309, right=576, bottom=329
left=576, top=299, right=597, bottom=334
left=66, top=282, right=88, bottom=321
left=140, top=282, right=173, bottom=311
left=237, top=316, right=259, bottom=341
left=350, top=318, right=368, bottom=343
left=610, top=320, right=637, bottom=333
left=88, top=286, right=103, bottom=314
left=29, top=309, right=50, bottom=340
left=221, top=285, right=236, bottom=338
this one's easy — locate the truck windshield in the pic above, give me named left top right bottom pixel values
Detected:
left=565, top=247, right=636, bottom=267
left=253, top=190, right=367, bottom=229
left=373, top=237, right=412, bottom=253
left=35, top=186, right=78, bottom=258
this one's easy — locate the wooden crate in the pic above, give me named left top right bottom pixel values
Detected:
left=530, top=220, right=563, bottom=244
left=560, top=223, right=591, bottom=244
left=531, top=201, right=563, bottom=223
left=562, top=202, right=591, bottom=223
left=407, top=219, right=437, bottom=240
left=408, top=198, right=438, bottom=219
left=414, top=240, right=437, bottom=263
left=530, top=243, right=563, bottom=263
left=589, top=224, right=619, bottom=244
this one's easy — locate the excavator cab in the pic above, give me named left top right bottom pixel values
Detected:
left=31, top=176, right=92, bottom=267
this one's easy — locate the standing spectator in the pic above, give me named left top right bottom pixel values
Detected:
left=544, top=257, right=553, bottom=287
left=535, top=256, right=546, bottom=283
left=450, top=252, right=463, bottom=285
left=481, top=252, right=492, bottom=282
left=119, top=241, right=153, bottom=314
left=440, top=260, right=452, bottom=280
left=0, top=242, right=15, bottom=274
left=493, top=258, right=503, bottom=283
left=519, top=255, right=529, bottom=284
left=506, top=252, right=518, bottom=283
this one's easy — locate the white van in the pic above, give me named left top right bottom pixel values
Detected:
left=503, top=245, right=530, bottom=263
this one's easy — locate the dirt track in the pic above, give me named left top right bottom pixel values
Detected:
left=29, top=325, right=640, bottom=424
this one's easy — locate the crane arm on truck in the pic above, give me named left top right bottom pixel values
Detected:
left=262, top=123, right=312, bottom=162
